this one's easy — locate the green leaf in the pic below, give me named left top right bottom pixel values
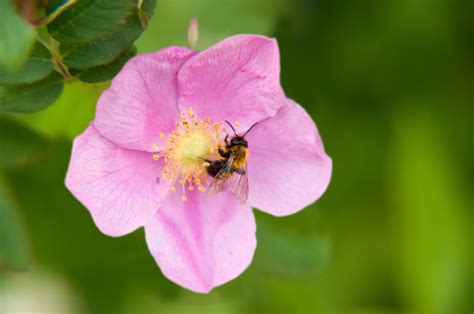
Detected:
left=60, top=0, right=156, bottom=69
left=0, top=177, right=30, bottom=271
left=15, top=81, right=103, bottom=140
left=71, top=46, right=137, bottom=83
left=0, top=41, right=55, bottom=85
left=35, top=0, right=78, bottom=26
left=0, top=72, right=64, bottom=113
left=0, top=117, right=51, bottom=168
left=47, top=0, right=135, bottom=45
left=0, top=0, right=36, bottom=70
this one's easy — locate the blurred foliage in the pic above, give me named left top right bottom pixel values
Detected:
left=0, top=117, right=50, bottom=167
left=0, top=177, right=30, bottom=271
left=0, top=0, right=473, bottom=313
left=0, top=0, right=36, bottom=70
left=390, top=110, right=470, bottom=312
left=135, top=0, right=284, bottom=52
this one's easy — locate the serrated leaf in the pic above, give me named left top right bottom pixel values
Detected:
left=47, top=0, right=135, bottom=45
left=0, top=0, right=36, bottom=70
left=71, top=46, right=136, bottom=83
left=0, top=177, right=30, bottom=271
left=60, top=0, right=156, bottom=69
left=0, top=41, right=54, bottom=85
left=0, top=117, right=51, bottom=168
left=0, top=72, right=64, bottom=113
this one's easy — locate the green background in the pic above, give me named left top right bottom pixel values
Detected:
left=1, top=0, right=473, bottom=313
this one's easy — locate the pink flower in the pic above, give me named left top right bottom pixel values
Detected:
left=65, top=35, right=332, bottom=293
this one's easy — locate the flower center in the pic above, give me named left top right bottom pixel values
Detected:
left=152, top=107, right=225, bottom=201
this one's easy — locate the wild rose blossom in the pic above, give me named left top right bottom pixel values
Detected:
left=65, top=35, right=332, bottom=293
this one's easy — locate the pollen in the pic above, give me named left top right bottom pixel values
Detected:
left=152, top=107, right=224, bottom=201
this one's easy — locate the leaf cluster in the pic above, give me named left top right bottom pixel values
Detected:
left=0, top=0, right=156, bottom=113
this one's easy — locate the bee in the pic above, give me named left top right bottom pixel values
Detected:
left=204, top=120, right=258, bottom=204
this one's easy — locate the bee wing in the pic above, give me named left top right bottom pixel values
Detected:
left=208, top=155, right=235, bottom=196
left=209, top=159, right=249, bottom=205
left=227, top=164, right=249, bottom=205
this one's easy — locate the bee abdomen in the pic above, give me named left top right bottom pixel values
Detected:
left=207, top=160, right=225, bottom=177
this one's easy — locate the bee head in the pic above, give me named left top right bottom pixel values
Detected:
left=230, top=136, right=248, bottom=148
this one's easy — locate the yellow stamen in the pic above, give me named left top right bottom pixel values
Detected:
left=151, top=107, right=225, bottom=201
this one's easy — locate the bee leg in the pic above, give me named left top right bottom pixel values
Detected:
left=218, top=148, right=231, bottom=158
left=198, top=157, right=213, bottom=164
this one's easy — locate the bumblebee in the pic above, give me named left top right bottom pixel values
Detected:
left=205, top=120, right=258, bottom=204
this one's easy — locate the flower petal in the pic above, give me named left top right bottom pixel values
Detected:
left=65, top=125, right=169, bottom=237
left=177, top=35, right=285, bottom=130
left=145, top=191, right=256, bottom=293
left=246, top=99, right=332, bottom=216
left=95, top=47, right=196, bottom=152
